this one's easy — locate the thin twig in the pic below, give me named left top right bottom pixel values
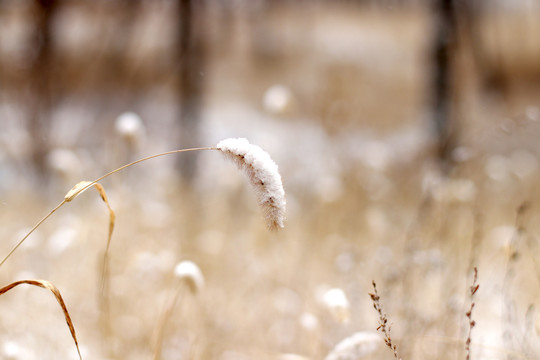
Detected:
left=0, top=199, right=67, bottom=267
left=370, top=280, right=402, bottom=360
left=465, top=267, right=479, bottom=360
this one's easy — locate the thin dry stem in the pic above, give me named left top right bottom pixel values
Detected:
left=91, top=147, right=216, bottom=185
left=465, top=267, right=479, bottom=360
left=0, top=147, right=215, bottom=268
left=0, top=199, right=67, bottom=267
left=501, top=202, right=530, bottom=355
left=152, top=282, right=185, bottom=360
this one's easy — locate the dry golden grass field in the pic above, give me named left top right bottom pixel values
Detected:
left=2, top=1, right=540, bottom=360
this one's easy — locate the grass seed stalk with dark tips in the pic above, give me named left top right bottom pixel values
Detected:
left=370, top=280, right=402, bottom=360
left=465, top=267, right=479, bottom=360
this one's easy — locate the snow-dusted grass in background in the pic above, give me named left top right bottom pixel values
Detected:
left=174, top=260, right=205, bottom=294
left=322, top=287, right=350, bottom=324
left=325, top=332, right=382, bottom=360
left=115, top=112, right=145, bottom=141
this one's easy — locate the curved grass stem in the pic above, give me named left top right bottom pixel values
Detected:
left=0, top=146, right=217, bottom=268
left=0, top=199, right=67, bottom=267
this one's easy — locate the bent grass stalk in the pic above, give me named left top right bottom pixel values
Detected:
left=1, top=138, right=286, bottom=267
left=152, top=285, right=183, bottom=360
left=0, top=147, right=215, bottom=268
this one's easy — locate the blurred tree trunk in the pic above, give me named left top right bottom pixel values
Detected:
left=115, top=0, right=141, bottom=100
left=460, top=1, right=504, bottom=92
left=176, top=0, right=205, bottom=182
left=28, top=0, right=58, bottom=181
left=431, top=0, right=458, bottom=171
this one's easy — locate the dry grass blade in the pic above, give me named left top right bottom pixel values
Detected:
left=64, top=181, right=117, bottom=344
left=64, top=181, right=116, bottom=255
left=64, top=181, right=94, bottom=202
left=92, top=183, right=116, bottom=351
left=95, top=182, right=115, bottom=280
left=0, top=279, right=82, bottom=360
left=151, top=287, right=181, bottom=360
left=93, top=183, right=116, bottom=253
left=65, top=181, right=116, bottom=295
left=91, top=183, right=116, bottom=342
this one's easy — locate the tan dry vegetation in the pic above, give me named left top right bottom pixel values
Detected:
left=1, top=145, right=540, bottom=359
left=2, top=1, right=540, bottom=360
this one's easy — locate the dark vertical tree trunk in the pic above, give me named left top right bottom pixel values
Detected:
left=114, top=0, right=141, bottom=100
left=432, top=0, right=458, bottom=171
left=28, top=0, right=58, bottom=181
left=177, top=0, right=205, bottom=181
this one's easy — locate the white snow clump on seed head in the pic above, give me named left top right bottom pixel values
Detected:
left=217, top=138, right=286, bottom=230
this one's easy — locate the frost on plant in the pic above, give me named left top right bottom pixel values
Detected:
left=217, top=138, right=286, bottom=230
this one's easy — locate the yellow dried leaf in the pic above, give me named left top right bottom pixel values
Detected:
left=92, top=183, right=116, bottom=246
left=64, top=181, right=93, bottom=202
left=63, top=181, right=117, bottom=334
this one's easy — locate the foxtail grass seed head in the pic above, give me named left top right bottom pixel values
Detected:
left=325, top=332, right=382, bottom=360
left=217, top=138, right=286, bottom=230
left=174, top=260, right=205, bottom=294
left=322, top=288, right=350, bottom=323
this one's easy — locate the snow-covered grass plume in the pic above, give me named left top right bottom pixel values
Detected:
left=217, top=138, right=286, bottom=230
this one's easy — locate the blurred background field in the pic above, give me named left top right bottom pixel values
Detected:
left=2, top=0, right=540, bottom=359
